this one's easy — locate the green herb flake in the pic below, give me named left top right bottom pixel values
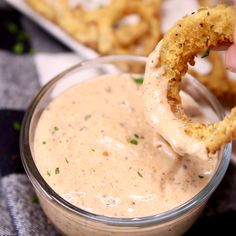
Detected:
left=54, top=126, right=59, bottom=131
left=47, top=171, right=51, bottom=176
left=42, top=141, right=46, bottom=144
left=133, top=77, right=144, bottom=85
left=201, top=48, right=210, bottom=58
left=55, top=167, right=60, bottom=175
left=65, top=158, right=69, bottom=163
left=31, top=194, right=39, bottom=204
left=137, top=171, right=143, bottom=178
left=17, top=32, right=30, bottom=42
left=134, top=133, right=139, bottom=139
left=130, top=139, right=138, bottom=145
left=13, top=42, right=24, bottom=54
left=12, top=121, right=21, bottom=131
left=5, top=22, right=18, bottom=33
left=198, top=175, right=204, bottom=179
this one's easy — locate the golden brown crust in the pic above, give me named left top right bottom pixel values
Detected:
left=160, top=4, right=234, bottom=80
left=159, top=4, right=235, bottom=153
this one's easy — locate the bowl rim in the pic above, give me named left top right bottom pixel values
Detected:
left=20, top=55, right=232, bottom=227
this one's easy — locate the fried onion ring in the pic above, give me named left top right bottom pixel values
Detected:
left=144, top=4, right=235, bottom=156
left=95, top=0, right=162, bottom=55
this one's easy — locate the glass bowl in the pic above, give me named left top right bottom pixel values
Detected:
left=20, top=55, right=231, bottom=236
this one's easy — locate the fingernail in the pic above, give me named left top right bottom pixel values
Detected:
left=225, top=44, right=236, bottom=72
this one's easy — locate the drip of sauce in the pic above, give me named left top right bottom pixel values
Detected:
left=143, top=42, right=210, bottom=163
left=34, top=74, right=217, bottom=217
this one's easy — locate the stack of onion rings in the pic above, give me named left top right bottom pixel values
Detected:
left=27, top=0, right=162, bottom=56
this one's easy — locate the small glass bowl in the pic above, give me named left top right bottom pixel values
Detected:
left=20, top=55, right=231, bottom=236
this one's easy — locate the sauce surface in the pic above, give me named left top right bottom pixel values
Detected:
left=34, top=74, right=217, bottom=217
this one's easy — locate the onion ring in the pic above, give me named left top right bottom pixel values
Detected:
left=96, top=0, right=162, bottom=55
left=144, top=4, right=235, bottom=156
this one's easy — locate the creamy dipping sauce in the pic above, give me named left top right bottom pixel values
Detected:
left=34, top=74, right=217, bottom=218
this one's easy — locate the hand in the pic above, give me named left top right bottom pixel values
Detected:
left=225, top=0, right=236, bottom=72
left=226, top=45, right=236, bottom=72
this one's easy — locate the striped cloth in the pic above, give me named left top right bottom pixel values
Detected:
left=0, top=2, right=236, bottom=236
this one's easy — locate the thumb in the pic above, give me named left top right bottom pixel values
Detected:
left=225, top=44, right=236, bottom=72
left=225, top=0, right=236, bottom=72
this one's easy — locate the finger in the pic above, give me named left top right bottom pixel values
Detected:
left=234, top=0, right=236, bottom=41
left=225, top=44, right=236, bottom=72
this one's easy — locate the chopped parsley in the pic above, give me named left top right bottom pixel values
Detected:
left=31, top=194, right=39, bottom=204
left=65, top=158, right=69, bottom=163
left=42, top=141, right=46, bottom=144
left=137, top=171, right=143, bottom=178
left=12, top=121, right=21, bottom=131
left=201, top=48, right=210, bottom=58
left=13, top=42, right=24, bottom=54
left=54, top=126, right=59, bottom=131
left=133, top=77, right=144, bottom=85
left=55, top=167, right=60, bottom=175
left=5, top=22, right=18, bottom=34
left=198, top=175, right=204, bottom=179
left=130, top=139, right=138, bottom=145
left=5, top=23, right=33, bottom=55
left=17, top=31, right=30, bottom=42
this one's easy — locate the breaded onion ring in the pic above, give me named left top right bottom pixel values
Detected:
left=144, top=4, right=235, bottom=157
